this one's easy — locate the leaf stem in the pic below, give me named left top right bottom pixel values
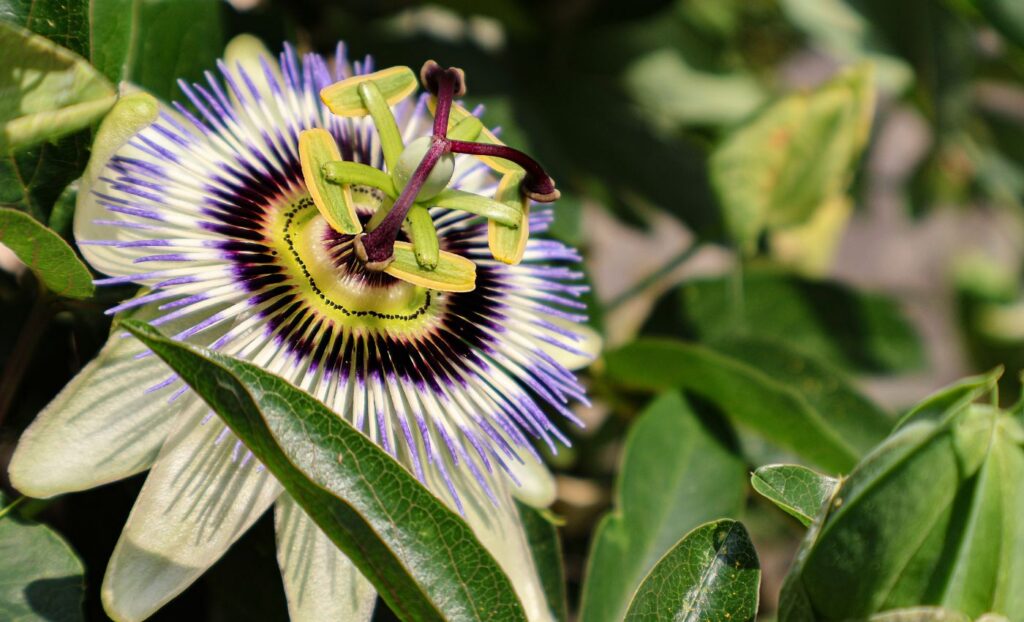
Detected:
left=606, top=243, right=702, bottom=312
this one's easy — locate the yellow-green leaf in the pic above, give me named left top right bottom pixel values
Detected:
left=0, top=21, right=116, bottom=152
left=710, top=64, right=874, bottom=249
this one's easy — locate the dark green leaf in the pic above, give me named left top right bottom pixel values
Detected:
left=751, top=464, right=839, bottom=527
left=0, top=495, right=85, bottom=622
left=123, top=320, right=527, bottom=622
left=515, top=502, right=567, bottom=622
left=649, top=269, right=924, bottom=374
left=623, top=520, right=760, bottom=622
left=580, top=392, right=747, bottom=622
left=0, top=132, right=90, bottom=221
left=0, top=207, right=93, bottom=298
left=714, top=336, right=893, bottom=455
left=972, top=0, right=1024, bottom=49
left=0, top=21, right=115, bottom=152
left=605, top=340, right=859, bottom=472
left=89, top=0, right=225, bottom=100
left=779, top=386, right=1024, bottom=620
left=0, top=1, right=88, bottom=57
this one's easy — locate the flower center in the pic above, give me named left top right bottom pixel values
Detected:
left=267, top=191, right=438, bottom=332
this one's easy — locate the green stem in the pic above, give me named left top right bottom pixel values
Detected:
left=0, top=291, right=52, bottom=428
left=0, top=496, right=25, bottom=520
left=606, top=243, right=702, bottom=312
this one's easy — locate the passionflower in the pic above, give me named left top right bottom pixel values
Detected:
left=8, top=35, right=597, bottom=622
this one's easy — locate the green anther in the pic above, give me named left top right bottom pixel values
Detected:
left=406, top=204, right=440, bottom=270
left=448, top=115, right=484, bottom=142
left=431, top=188, right=520, bottom=227
left=357, top=81, right=405, bottom=173
left=323, top=161, right=397, bottom=196
left=488, top=170, right=530, bottom=265
left=385, top=242, right=476, bottom=292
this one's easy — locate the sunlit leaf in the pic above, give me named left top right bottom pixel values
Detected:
left=124, top=320, right=528, bottom=622
left=623, top=520, right=760, bottom=622
left=0, top=207, right=93, bottom=298
left=580, top=392, right=747, bottom=622
left=751, top=464, right=839, bottom=526
left=710, top=64, right=874, bottom=248
left=0, top=21, right=115, bottom=152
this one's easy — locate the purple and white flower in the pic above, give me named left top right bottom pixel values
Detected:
left=9, top=35, right=598, bottom=622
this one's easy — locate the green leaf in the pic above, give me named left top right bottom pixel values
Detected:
left=651, top=269, right=924, bottom=374
left=579, top=392, right=747, bottom=622
left=0, top=495, right=85, bottom=622
left=123, top=320, right=527, bottom=622
left=0, top=132, right=90, bottom=221
left=714, top=336, right=893, bottom=456
left=751, top=464, right=839, bottom=527
left=89, top=0, right=225, bottom=101
left=623, top=520, right=760, bottom=622
left=0, top=1, right=92, bottom=220
left=516, top=503, right=568, bottom=622
left=0, top=207, right=93, bottom=298
left=869, top=608, right=971, bottom=622
left=779, top=387, right=1024, bottom=620
left=605, top=340, right=859, bottom=472
left=0, top=20, right=116, bottom=152
left=710, top=64, right=874, bottom=248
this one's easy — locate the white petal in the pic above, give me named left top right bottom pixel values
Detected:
left=539, top=321, right=602, bottom=372
left=8, top=331, right=185, bottom=498
left=102, top=408, right=281, bottom=622
left=427, top=468, right=554, bottom=622
left=274, top=494, right=376, bottom=622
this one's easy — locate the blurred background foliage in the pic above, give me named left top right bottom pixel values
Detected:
left=4, top=0, right=1024, bottom=619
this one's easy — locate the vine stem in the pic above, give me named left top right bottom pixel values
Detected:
left=605, top=243, right=702, bottom=312
left=0, top=290, right=52, bottom=428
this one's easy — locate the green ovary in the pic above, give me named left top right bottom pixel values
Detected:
left=268, top=195, right=441, bottom=334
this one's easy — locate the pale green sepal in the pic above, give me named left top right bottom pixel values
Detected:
left=8, top=329, right=182, bottom=498
left=102, top=408, right=282, bottom=622
left=73, top=91, right=160, bottom=278
left=538, top=321, right=602, bottom=372
left=274, top=495, right=377, bottom=622
left=223, top=34, right=282, bottom=105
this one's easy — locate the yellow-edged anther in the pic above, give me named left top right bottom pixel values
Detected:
left=385, top=243, right=476, bottom=292
left=320, top=66, right=418, bottom=117
left=299, top=129, right=362, bottom=235
left=488, top=171, right=530, bottom=265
